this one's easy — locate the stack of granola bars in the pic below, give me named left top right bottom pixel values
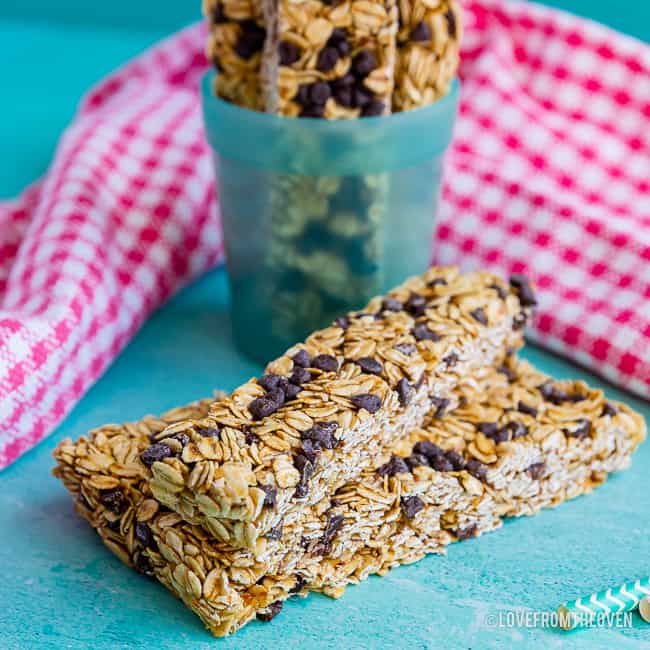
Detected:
left=53, top=267, right=645, bottom=636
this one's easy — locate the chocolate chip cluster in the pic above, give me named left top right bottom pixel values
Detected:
left=282, top=31, right=387, bottom=118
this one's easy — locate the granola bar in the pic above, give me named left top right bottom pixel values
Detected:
left=53, top=361, right=645, bottom=636
left=204, top=0, right=265, bottom=109
left=261, top=0, right=399, bottom=118
left=393, top=0, right=462, bottom=111
left=140, top=268, right=531, bottom=551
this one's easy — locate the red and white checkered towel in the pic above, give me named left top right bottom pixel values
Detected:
left=1, top=0, right=649, bottom=468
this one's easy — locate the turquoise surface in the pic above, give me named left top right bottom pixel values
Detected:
left=2, top=2, right=650, bottom=649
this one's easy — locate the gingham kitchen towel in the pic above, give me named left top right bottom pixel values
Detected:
left=1, top=0, right=649, bottom=468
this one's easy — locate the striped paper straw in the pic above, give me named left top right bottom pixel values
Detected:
left=558, top=577, right=650, bottom=629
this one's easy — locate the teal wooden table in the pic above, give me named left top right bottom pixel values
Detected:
left=2, top=3, right=650, bottom=649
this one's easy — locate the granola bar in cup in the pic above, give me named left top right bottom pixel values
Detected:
left=202, top=73, right=459, bottom=362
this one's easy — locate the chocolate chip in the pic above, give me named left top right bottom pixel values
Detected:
left=290, top=367, right=312, bottom=385
left=242, top=425, right=260, bottom=445
left=134, top=553, right=154, bottom=577
left=267, top=519, right=284, bottom=540
left=289, top=575, right=307, bottom=594
left=294, top=452, right=314, bottom=475
left=294, top=481, right=310, bottom=498
left=140, top=443, right=173, bottom=467
left=317, top=46, right=340, bottom=72
left=538, top=381, right=562, bottom=402
left=527, top=462, right=546, bottom=480
left=293, top=453, right=315, bottom=498
left=512, top=311, right=528, bottom=330
left=311, top=354, right=339, bottom=372
left=107, top=518, right=121, bottom=532
left=538, top=381, right=584, bottom=405
left=300, top=439, right=320, bottom=463
left=302, top=421, right=339, bottom=450
left=377, top=454, right=410, bottom=477
left=445, top=8, right=457, bottom=37
left=331, top=72, right=355, bottom=89
left=497, top=363, right=517, bottom=383
left=517, top=401, right=538, bottom=417
left=401, top=496, right=424, bottom=519
left=445, top=450, right=466, bottom=471
left=99, top=489, right=126, bottom=514
left=248, top=395, right=280, bottom=420
left=260, top=484, right=277, bottom=508
left=213, top=2, right=227, bottom=23
left=334, top=315, right=351, bottom=328
left=413, top=324, right=441, bottom=342
left=170, top=432, right=190, bottom=448
left=406, top=453, right=430, bottom=470
left=322, top=513, right=344, bottom=548
left=351, top=393, right=382, bottom=413
left=362, top=100, right=385, bottom=117
left=234, top=20, right=266, bottom=60
left=411, top=21, right=432, bottom=42
left=351, top=50, right=377, bottom=77
left=430, top=396, right=450, bottom=418
left=292, top=349, right=311, bottom=367
left=502, top=421, right=528, bottom=439
left=477, top=422, right=499, bottom=437
left=493, top=427, right=513, bottom=443
left=396, top=378, right=415, bottom=406
left=428, top=277, right=448, bottom=288
left=567, top=418, right=591, bottom=439
left=258, top=374, right=287, bottom=392
left=356, top=357, right=383, bottom=375
left=278, top=40, right=300, bottom=65
left=488, top=282, right=508, bottom=299
left=431, top=455, right=454, bottom=472
left=333, top=85, right=353, bottom=108
left=466, top=459, right=488, bottom=481
left=404, top=293, right=427, bottom=317
left=443, top=352, right=458, bottom=367
left=470, top=307, right=488, bottom=325
left=394, top=342, right=416, bottom=355
left=378, top=298, right=401, bottom=314
left=509, top=274, right=537, bottom=307
left=310, top=81, right=331, bottom=105
left=413, top=440, right=445, bottom=460
left=285, top=383, right=302, bottom=401
left=455, top=524, right=477, bottom=541
left=257, top=601, right=283, bottom=622
left=352, top=84, right=373, bottom=108
left=197, top=426, right=220, bottom=438
left=135, top=522, right=155, bottom=548
left=602, top=402, right=619, bottom=417
left=269, top=388, right=287, bottom=406
left=328, top=28, right=350, bottom=56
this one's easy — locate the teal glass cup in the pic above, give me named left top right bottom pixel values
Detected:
left=202, top=74, right=459, bottom=363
